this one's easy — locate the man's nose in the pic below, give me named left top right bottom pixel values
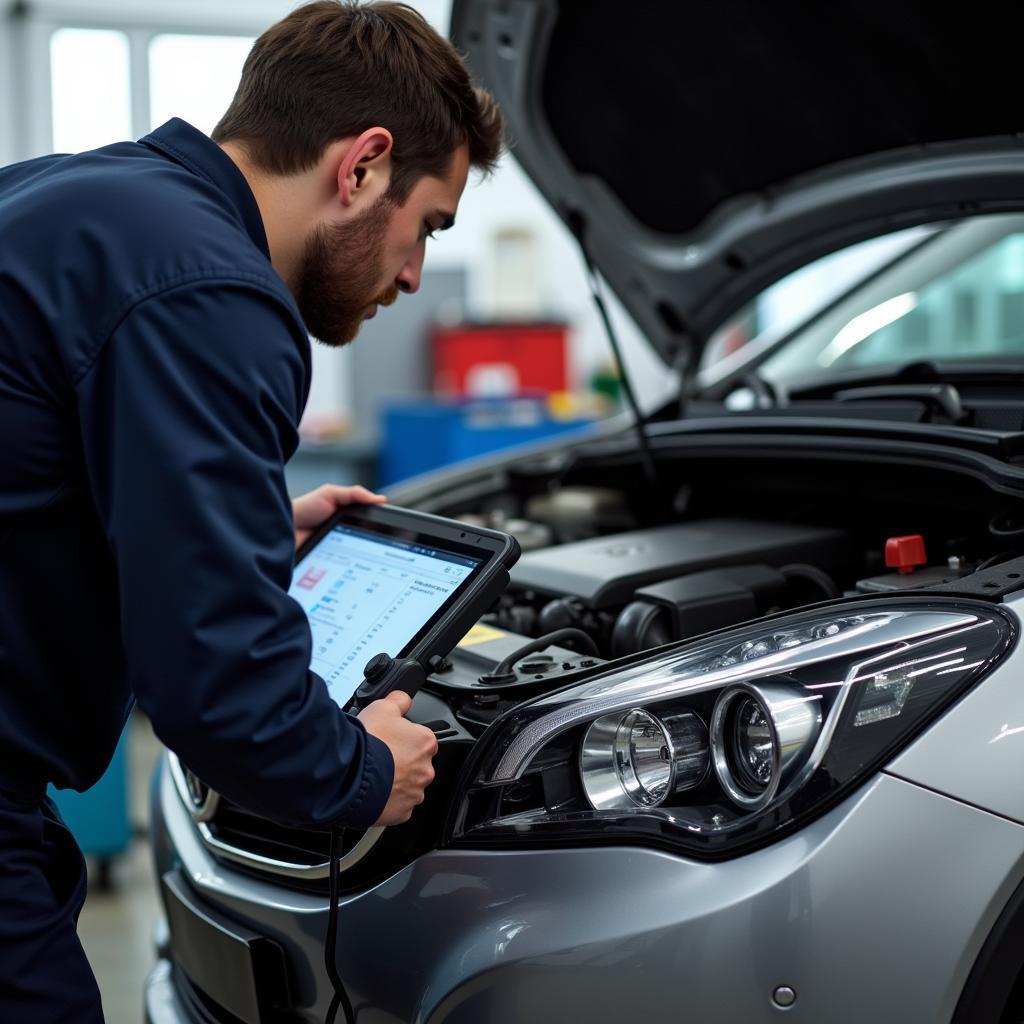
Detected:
left=396, top=246, right=424, bottom=295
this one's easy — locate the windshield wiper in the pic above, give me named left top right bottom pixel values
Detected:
left=833, top=383, right=965, bottom=423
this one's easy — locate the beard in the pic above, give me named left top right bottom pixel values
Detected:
left=294, top=194, right=400, bottom=348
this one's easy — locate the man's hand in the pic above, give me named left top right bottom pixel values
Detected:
left=358, top=691, right=438, bottom=826
left=292, top=483, right=386, bottom=549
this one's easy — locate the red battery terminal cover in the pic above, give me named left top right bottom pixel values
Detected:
left=885, top=535, right=928, bottom=575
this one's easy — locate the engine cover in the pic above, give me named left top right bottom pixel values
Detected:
left=509, top=518, right=848, bottom=609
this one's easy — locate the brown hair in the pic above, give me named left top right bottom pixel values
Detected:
left=212, top=1, right=503, bottom=202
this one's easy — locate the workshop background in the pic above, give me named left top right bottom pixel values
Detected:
left=0, top=2, right=890, bottom=1020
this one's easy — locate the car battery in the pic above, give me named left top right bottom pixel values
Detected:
left=855, top=562, right=973, bottom=593
left=856, top=535, right=974, bottom=593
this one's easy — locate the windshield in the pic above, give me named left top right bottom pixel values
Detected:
left=700, top=213, right=1024, bottom=392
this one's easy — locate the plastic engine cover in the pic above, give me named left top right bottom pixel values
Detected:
left=509, top=519, right=847, bottom=609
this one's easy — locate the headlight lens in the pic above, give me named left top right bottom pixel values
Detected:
left=447, top=600, right=1014, bottom=858
left=733, top=697, right=773, bottom=790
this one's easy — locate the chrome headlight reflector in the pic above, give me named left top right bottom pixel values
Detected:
left=711, top=683, right=821, bottom=810
left=581, top=708, right=708, bottom=810
left=448, top=601, right=1014, bottom=858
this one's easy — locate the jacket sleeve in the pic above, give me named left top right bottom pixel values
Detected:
left=74, top=280, right=393, bottom=828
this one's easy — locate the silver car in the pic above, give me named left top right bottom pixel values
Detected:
left=147, top=2, right=1024, bottom=1021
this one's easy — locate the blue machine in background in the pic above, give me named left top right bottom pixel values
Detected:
left=379, top=397, right=597, bottom=487
left=49, top=727, right=131, bottom=889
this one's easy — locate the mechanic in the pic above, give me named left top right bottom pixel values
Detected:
left=0, top=2, right=503, bottom=1019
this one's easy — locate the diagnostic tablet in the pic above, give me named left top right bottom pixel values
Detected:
left=289, top=504, right=519, bottom=709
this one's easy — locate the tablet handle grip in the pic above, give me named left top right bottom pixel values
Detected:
left=351, top=654, right=431, bottom=710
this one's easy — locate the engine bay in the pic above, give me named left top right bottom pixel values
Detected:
left=416, top=440, right=1024, bottom=740
left=428, top=513, right=854, bottom=703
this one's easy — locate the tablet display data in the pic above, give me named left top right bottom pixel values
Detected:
left=289, top=522, right=482, bottom=708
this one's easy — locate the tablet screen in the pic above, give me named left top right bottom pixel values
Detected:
left=289, top=520, right=484, bottom=708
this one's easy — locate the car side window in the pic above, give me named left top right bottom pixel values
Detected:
left=822, top=232, right=1024, bottom=371
left=700, top=228, right=928, bottom=376
left=704, top=215, right=1024, bottom=387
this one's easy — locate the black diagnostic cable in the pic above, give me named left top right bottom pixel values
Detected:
left=324, top=655, right=431, bottom=1023
left=569, top=214, right=662, bottom=501
left=324, top=827, right=354, bottom=1024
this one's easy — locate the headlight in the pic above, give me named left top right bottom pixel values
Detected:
left=447, top=600, right=1014, bottom=858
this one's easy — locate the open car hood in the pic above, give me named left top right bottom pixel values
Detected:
left=451, top=0, right=1024, bottom=369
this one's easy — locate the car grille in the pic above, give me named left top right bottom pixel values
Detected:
left=168, top=753, right=382, bottom=881
left=206, top=801, right=333, bottom=866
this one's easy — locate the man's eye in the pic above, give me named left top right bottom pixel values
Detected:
left=423, top=225, right=437, bottom=241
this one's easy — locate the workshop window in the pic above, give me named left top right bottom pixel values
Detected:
left=50, top=29, right=131, bottom=154
left=149, top=35, right=255, bottom=135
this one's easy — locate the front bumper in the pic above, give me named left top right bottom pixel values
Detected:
left=150, top=748, right=1024, bottom=1024
left=144, top=960, right=191, bottom=1024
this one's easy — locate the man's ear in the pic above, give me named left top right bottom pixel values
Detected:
left=336, top=127, right=393, bottom=208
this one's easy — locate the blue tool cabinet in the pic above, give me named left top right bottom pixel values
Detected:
left=379, top=397, right=596, bottom=487
left=48, top=727, right=131, bottom=889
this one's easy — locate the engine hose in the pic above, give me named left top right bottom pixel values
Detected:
left=490, top=628, right=599, bottom=679
left=611, top=602, right=672, bottom=658
left=977, top=550, right=1022, bottom=571
left=990, top=512, right=1024, bottom=539
left=780, top=563, right=841, bottom=601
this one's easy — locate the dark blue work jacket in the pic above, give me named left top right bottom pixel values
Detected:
left=0, top=119, right=392, bottom=827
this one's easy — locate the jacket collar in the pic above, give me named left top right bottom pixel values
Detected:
left=140, top=118, right=270, bottom=260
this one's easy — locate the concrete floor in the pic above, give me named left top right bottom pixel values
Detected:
left=77, top=713, right=164, bottom=1024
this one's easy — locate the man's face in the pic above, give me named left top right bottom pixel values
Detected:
left=296, top=143, right=470, bottom=347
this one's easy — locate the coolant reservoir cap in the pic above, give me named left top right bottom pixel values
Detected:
left=885, top=534, right=927, bottom=575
